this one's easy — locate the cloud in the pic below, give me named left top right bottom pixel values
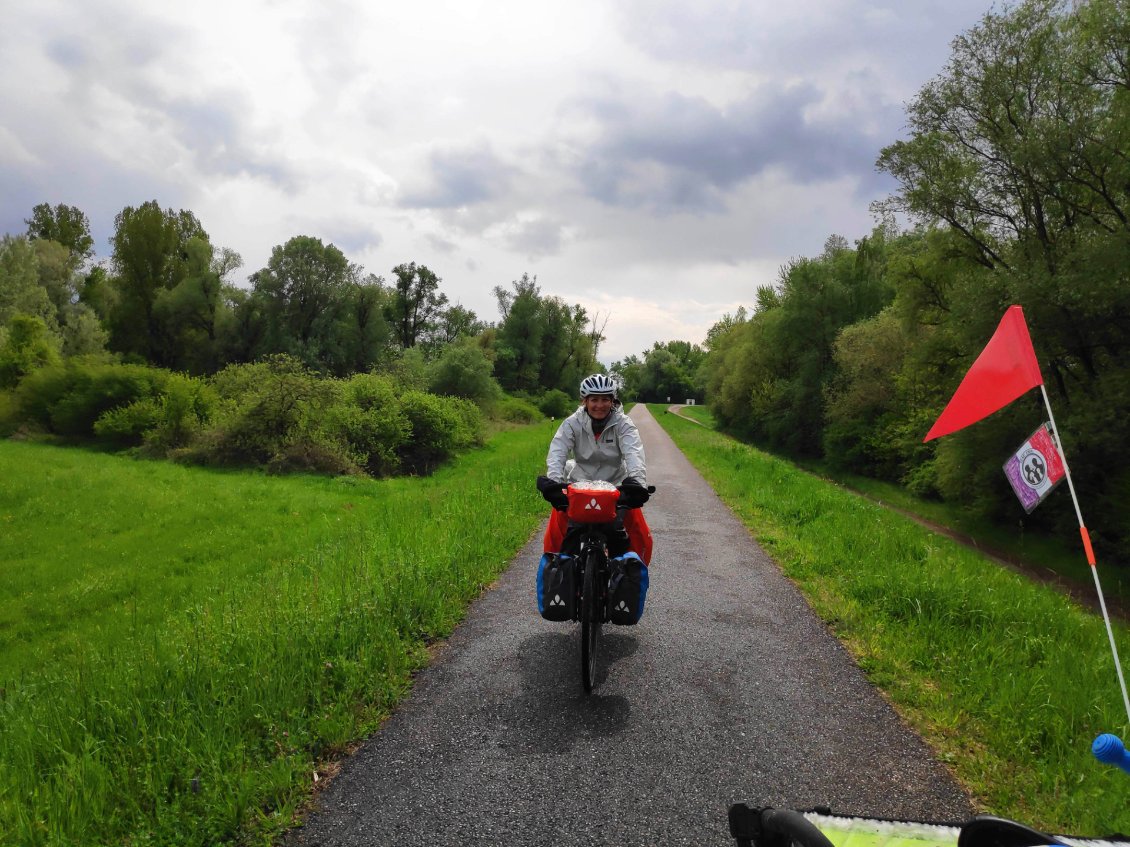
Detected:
left=611, top=0, right=988, bottom=93
left=399, top=143, right=518, bottom=209
left=489, top=214, right=572, bottom=260
left=0, top=0, right=997, bottom=361
left=323, top=225, right=383, bottom=258
left=563, top=82, right=889, bottom=214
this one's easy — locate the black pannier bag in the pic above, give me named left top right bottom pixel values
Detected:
left=537, top=553, right=576, bottom=621
left=608, top=552, right=648, bottom=625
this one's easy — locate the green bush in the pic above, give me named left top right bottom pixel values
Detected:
left=14, top=360, right=172, bottom=437
left=93, top=398, right=162, bottom=446
left=8, top=351, right=492, bottom=481
left=397, top=390, right=484, bottom=474
left=204, top=356, right=341, bottom=467
left=208, top=359, right=275, bottom=403
left=538, top=389, right=574, bottom=419
left=149, top=375, right=217, bottom=449
left=494, top=395, right=543, bottom=424
left=326, top=374, right=409, bottom=477
left=0, top=390, right=17, bottom=437
left=427, top=341, right=502, bottom=408
left=264, top=435, right=361, bottom=476
left=446, top=396, right=486, bottom=449
left=0, top=314, right=61, bottom=389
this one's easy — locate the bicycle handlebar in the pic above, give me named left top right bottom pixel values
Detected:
left=729, top=805, right=836, bottom=847
left=537, top=477, right=656, bottom=511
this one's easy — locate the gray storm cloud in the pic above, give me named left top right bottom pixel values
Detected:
left=569, top=84, right=891, bottom=214
left=399, top=144, right=517, bottom=209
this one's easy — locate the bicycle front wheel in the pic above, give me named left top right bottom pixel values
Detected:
left=580, top=549, right=601, bottom=693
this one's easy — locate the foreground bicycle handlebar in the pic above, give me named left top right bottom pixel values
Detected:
left=729, top=804, right=1129, bottom=847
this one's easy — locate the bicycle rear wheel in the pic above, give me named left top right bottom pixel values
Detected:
left=580, top=549, right=601, bottom=692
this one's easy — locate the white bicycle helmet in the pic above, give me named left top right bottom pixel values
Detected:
left=579, top=373, right=618, bottom=398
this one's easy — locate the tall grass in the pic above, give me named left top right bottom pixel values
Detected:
left=654, top=411, right=1130, bottom=835
left=0, top=423, right=555, bottom=846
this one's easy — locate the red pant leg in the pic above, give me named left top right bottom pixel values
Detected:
left=543, top=509, right=568, bottom=554
left=622, top=508, right=653, bottom=566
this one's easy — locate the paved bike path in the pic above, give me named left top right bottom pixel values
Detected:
left=286, top=405, right=971, bottom=846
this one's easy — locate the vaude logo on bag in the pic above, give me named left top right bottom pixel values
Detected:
left=615, top=600, right=629, bottom=613
left=550, top=594, right=565, bottom=607
left=584, top=498, right=601, bottom=511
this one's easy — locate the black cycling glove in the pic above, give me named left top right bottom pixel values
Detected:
left=536, top=475, right=569, bottom=511
left=618, top=477, right=650, bottom=508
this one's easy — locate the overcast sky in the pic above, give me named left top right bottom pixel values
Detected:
left=0, top=0, right=991, bottom=363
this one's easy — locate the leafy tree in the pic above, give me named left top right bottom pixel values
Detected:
left=30, top=238, right=81, bottom=319
left=384, top=262, right=448, bottom=350
left=0, top=314, right=61, bottom=388
left=434, top=304, right=484, bottom=346
left=25, top=202, right=94, bottom=262
left=326, top=372, right=409, bottom=476
left=619, top=340, right=706, bottom=402
left=396, top=390, right=483, bottom=474
left=492, top=274, right=600, bottom=394
left=60, top=305, right=110, bottom=358
left=78, top=265, right=118, bottom=327
left=0, top=236, right=56, bottom=331
left=702, top=227, right=895, bottom=453
left=151, top=237, right=231, bottom=374
left=385, top=346, right=430, bottom=391
left=1, top=236, right=108, bottom=359
left=330, top=273, right=393, bottom=375
left=108, top=200, right=208, bottom=364
left=538, top=388, right=575, bottom=418
left=427, top=337, right=502, bottom=407
left=703, top=306, right=747, bottom=353
left=537, top=296, right=597, bottom=392
left=493, top=274, right=543, bottom=391
left=876, top=0, right=1130, bottom=393
left=248, top=236, right=358, bottom=373
left=208, top=354, right=340, bottom=466
left=822, top=308, right=913, bottom=477
left=610, top=354, right=643, bottom=402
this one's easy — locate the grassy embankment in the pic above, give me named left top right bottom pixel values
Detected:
left=665, top=403, right=1128, bottom=603
left=653, top=406, right=1130, bottom=835
left=0, top=422, right=553, bottom=846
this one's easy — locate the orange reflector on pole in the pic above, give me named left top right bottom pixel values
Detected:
left=1081, top=526, right=1097, bottom=567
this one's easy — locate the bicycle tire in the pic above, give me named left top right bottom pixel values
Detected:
left=580, top=548, right=601, bottom=692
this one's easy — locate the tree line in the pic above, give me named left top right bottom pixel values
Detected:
left=0, top=201, right=605, bottom=475
left=1, top=200, right=602, bottom=391
left=615, top=0, right=1130, bottom=562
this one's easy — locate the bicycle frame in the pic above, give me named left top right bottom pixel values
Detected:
left=563, top=505, right=631, bottom=693
left=556, top=479, right=653, bottom=693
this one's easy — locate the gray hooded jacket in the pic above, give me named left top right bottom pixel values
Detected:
left=546, top=406, right=647, bottom=486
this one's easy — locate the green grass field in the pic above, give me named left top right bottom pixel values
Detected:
left=652, top=409, right=1130, bottom=834
left=0, top=423, right=556, bottom=846
left=7, top=405, right=1130, bottom=843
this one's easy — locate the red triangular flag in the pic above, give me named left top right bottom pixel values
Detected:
left=924, top=306, right=1044, bottom=442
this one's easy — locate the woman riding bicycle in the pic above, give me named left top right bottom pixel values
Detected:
left=536, top=373, right=653, bottom=564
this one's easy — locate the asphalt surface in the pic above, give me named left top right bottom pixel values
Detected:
left=285, top=405, right=973, bottom=846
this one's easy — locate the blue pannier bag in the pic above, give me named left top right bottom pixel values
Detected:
left=537, top=553, right=575, bottom=621
left=608, top=552, right=648, bottom=625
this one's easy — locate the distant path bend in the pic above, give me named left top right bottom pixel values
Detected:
left=286, top=405, right=972, bottom=847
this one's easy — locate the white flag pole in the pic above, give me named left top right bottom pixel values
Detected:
left=1040, top=384, right=1130, bottom=727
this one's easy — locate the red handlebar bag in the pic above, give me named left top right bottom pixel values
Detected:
left=566, top=481, right=621, bottom=524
